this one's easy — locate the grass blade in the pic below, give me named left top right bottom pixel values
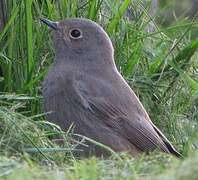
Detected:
left=107, top=0, right=132, bottom=33
left=25, top=0, right=34, bottom=84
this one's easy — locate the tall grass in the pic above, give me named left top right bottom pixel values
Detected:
left=0, top=0, right=197, bottom=178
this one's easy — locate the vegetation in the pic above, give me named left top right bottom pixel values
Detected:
left=0, top=0, right=197, bottom=179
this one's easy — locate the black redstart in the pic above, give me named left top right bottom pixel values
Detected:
left=41, top=18, right=181, bottom=157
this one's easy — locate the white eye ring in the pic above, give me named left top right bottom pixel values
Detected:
left=69, top=28, right=83, bottom=39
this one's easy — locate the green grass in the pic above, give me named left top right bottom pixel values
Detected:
left=0, top=0, right=198, bottom=179
left=1, top=151, right=198, bottom=179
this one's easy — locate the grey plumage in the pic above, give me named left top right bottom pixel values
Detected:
left=41, top=18, right=181, bottom=157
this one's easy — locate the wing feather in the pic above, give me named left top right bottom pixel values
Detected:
left=88, top=99, right=170, bottom=153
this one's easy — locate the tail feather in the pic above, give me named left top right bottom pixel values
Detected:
left=152, top=124, right=183, bottom=158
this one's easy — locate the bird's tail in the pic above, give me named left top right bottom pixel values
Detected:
left=152, top=124, right=183, bottom=158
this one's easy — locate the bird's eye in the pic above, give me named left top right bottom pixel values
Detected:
left=69, top=28, right=82, bottom=39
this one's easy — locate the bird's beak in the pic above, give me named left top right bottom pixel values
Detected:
left=40, top=18, right=59, bottom=30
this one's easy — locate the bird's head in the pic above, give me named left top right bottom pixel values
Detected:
left=40, top=18, right=114, bottom=67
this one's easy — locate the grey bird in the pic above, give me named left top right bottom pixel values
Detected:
left=41, top=18, right=181, bottom=157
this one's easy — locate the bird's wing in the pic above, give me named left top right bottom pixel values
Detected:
left=86, top=96, right=170, bottom=153
left=76, top=77, right=175, bottom=154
